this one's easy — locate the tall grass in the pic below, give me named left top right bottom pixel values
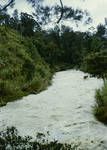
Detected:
left=0, top=26, right=53, bottom=106
left=94, top=82, right=107, bottom=124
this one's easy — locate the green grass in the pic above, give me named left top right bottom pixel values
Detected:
left=0, top=26, right=53, bottom=106
left=94, top=82, right=107, bottom=124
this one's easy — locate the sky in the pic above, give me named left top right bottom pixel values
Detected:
left=4, top=0, right=107, bottom=31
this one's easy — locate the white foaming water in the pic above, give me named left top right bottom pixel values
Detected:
left=0, top=70, right=107, bottom=149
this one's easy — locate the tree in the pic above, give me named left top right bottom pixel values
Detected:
left=27, top=0, right=64, bottom=24
left=27, top=0, right=91, bottom=25
left=96, top=24, right=106, bottom=38
left=8, top=9, right=19, bottom=30
left=0, top=12, right=10, bottom=25
left=19, top=12, right=41, bottom=36
left=0, top=0, right=15, bottom=12
left=0, top=0, right=15, bottom=26
left=0, top=0, right=91, bottom=27
left=84, top=51, right=107, bottom=83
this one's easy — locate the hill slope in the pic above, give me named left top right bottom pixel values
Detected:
left=0, top=26, right=52, bottom=106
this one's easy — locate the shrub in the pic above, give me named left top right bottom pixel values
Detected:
left=94, top=83, right=107, bottom=124
left=0, top=127, right=81, bottom=150
left=0, top=80, right=24, bottom=105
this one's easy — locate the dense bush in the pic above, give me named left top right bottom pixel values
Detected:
left=94, top=83, right=107, bottom=124
left=0, top=26, right=53, bottom=106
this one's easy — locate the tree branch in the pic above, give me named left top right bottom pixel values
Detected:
left=57, top=0, right=64, bottom=23
left=0, top=0, right=14, bottom=12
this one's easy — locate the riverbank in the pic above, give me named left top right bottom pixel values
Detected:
left=0, top=26, right=53, bottom=107
left=94, top=82, right=107, bottom=124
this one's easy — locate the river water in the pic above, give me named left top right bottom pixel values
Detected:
left=1, top=70, right=107, bottom=149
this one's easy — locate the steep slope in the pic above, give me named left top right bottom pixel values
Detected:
left=0, top=26, right=52, bottom=106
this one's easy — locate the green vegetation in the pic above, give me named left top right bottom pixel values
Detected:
left=83, top=51, right=107, bottom=124
left=0, top=127, right=84, bottom=150
left=94, top=83, right=107, bottom=124
left=0, top=26, right=52, bottom=106
left=82, top=51, right=107, bottom=83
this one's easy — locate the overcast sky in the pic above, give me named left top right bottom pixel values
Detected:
left=7, top=0, right=107, bottom=31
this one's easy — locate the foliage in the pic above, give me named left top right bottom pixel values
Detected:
left=27, top=0, right=91, bottom=25
left=0, top=0, right=15, bottom=12
left=0, top=26, right=52, bottom=106
left=96, top=24, right=106, bottom=38
left=0, top=0, right=92, bottom=28
left=83, top=51, right=107, bottom=81
left=19, top=12, right=41, bottom=36
left=0, top=127, right=82, bottom=150
left=94, top=83, right=107, bottom=124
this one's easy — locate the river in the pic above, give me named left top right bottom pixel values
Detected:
left=1, top=70, right=107, bottom=149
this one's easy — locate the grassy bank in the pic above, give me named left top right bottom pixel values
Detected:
left=0, top=26, right=53, bottom=106
left=94, top=82, right=107, bottom=124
